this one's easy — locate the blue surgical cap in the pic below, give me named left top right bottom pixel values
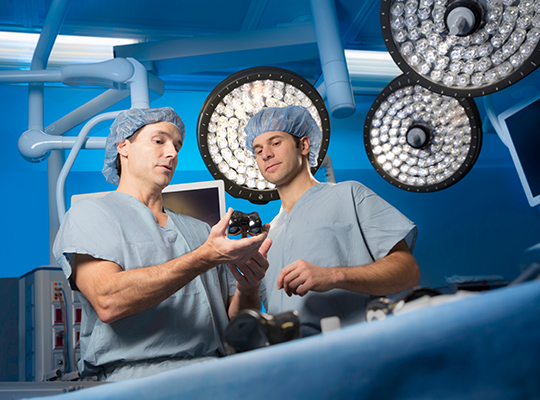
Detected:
left=245, top=106, right=322, bottom=167
left=102, top=107, right=185, bottom=185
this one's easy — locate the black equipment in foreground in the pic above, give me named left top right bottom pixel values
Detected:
left=224, top=309, right=301, bottom=355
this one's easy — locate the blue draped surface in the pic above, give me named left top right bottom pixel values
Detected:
left=27, top=280, right=540, bottom=400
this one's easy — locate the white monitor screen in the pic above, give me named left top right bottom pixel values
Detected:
left=162, top=180, right=226, bottom=226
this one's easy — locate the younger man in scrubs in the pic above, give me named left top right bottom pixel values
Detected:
left=245, top=105, right=420, bottom=337
left=53, top=107, right=271, bottom=380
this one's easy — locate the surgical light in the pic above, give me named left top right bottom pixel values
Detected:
left=364, top=74, right=482, bottom=192
left=380, top=0, right=540, bottom=96
left=197, top=67, right=330, bottom=204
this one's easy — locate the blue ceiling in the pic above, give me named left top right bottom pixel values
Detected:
left=0, top=0, right=384, bottom=47
left=0, top=0, right=387, bottom=90
left=2, top=0, right=540, bottom=123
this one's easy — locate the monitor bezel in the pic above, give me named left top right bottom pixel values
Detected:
left=162, top=179, right=226, bottom=220
left=497, top=92, right=540, bottom=208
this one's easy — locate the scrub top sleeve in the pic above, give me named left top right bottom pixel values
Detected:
left=53, top=198, right=123, bottom=280
left=352, top=184, right=417, bottom=260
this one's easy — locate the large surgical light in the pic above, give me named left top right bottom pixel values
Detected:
left=364, top=74, right=482, bottom=191
left=381, top=0, right=540, bottom=96
left=197, top=67, right=331, bottom=204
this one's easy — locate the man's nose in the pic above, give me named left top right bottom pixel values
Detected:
left=165, top=143, right=179, bottom=158
left=261, top=146, right=273, bottom=160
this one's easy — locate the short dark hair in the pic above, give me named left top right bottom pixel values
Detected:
left=114, top=127, right=143, bottom=180
left=292, top=134, right=301, bottom=148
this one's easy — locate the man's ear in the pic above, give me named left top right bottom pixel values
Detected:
left=116, top=139, right=129, bottom=158
left=300, top=136, right=311, bottom=156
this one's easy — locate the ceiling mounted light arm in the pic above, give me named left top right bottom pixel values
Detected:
left=197, top=66, right=331, bottom=204
left=12, top=58, right=159, bottom=163
left=364, top=74, right=482, bottom=192
left=380, top=0, right=540, bottom=97
left=0, top=58, right=135, bottom=88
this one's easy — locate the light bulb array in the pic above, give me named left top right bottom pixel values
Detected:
left=381, top=0, right=540, bottom=96
left=198, top=67, right=330, bottom=203
left=364, top=74, right=482, bottom=191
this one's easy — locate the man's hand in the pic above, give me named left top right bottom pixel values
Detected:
left=276, top=240, right=420, bottom=298
left=229, top=237, right=272, bottom=293
left=277, top=260, right=337, bottom=297
left=205, top=208, right=270, bottom=265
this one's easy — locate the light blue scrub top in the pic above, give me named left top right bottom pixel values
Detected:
left=53, top=192, right=236, bottom=377
left=260, top=181, right=417, bottom=336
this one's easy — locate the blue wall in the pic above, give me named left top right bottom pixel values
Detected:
left=1, top=83, right=539, bottom=290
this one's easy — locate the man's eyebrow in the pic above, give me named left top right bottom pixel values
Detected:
left=153, top=130, right=182, bottom=142
left=254, top=133, right=285, bottom=146
left=152, top=130, right=170, bottom=136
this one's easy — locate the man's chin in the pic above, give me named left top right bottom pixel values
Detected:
left=260, top=173, right=277, bottom=186
left=156, top=175, right=174, bottom=188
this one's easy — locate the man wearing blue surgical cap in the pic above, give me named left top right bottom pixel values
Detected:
left=53, top=107, right=271, bottom=381
left=246, top=105, right=419, bottom=337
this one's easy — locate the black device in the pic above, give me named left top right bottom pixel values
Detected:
left=366, top=286, right=442, bottom=322
left=228, top=211, right=262, bottom=237
left=224, top=309, right=301, bottom=355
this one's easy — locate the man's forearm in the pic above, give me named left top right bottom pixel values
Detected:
left=333, top=244, right=420, bottom=296
left=227, top=286, right=261, bottom=319
left=278, top=240, right=420, bottom=297
left=75, top=244, right=218, bottom=323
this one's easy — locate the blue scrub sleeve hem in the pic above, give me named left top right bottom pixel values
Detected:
left=56, top=248, right=124, bottom=282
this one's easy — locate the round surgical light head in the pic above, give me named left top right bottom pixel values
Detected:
left=197, top=67, right=330, bottom=204
left=364, top=74, right=482, bottom=192
left=381, top=0, right=540, bottom=96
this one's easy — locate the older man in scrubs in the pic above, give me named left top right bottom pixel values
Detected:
left=246, top=105, right=420, bottom=337
left=53, top=107, right=271, bottom=381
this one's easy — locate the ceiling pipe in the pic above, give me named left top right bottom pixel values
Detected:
left=28, top=0, right=72, bottom=266
left=310, top=0, right=356, bottom=119
left=126, top=57, right=150, bottom=109
left=28, top=0, right=71, bottom=131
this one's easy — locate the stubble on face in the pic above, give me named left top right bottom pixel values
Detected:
left=253, top=131, right=307, bottom=188
left=121, top=121, right=183, bottom=191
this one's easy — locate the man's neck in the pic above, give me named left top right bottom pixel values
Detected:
left=277, top=170, right=319, bottom=214
left=117, top=179, right=167, bottom=226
